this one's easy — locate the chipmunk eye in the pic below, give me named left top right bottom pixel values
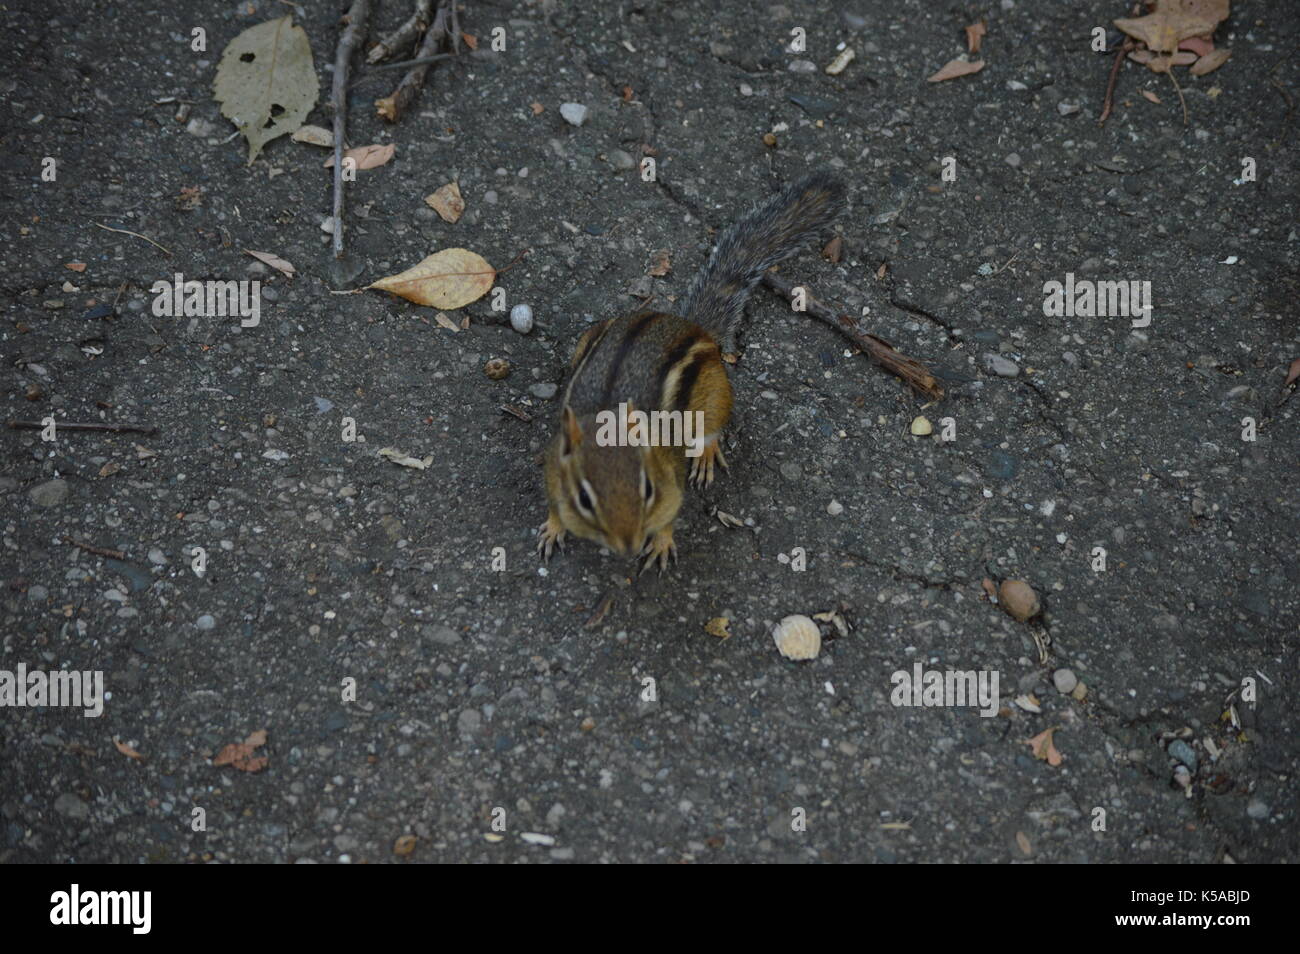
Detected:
left=575, top=480, right=596, bottom=516
left=642, top=470, right=654, bottom=504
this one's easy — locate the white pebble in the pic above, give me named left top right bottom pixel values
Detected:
left=559, top=102, right=588, bottom=127
left=510, top=304, right=534, bottom=334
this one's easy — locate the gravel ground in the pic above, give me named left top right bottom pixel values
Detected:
left=1, top=0, right=1296, bottom=863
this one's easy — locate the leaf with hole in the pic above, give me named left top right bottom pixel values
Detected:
left=213, top=16, right=318, bottom=164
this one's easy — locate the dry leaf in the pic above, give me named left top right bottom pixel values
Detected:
left=213, top=16, right=318, bottom=164
left=292, top=124, right=333, bottom=146
left=378, top=447, right=433, bottom=470
left=965, top=21, right=986, bottom=54
left=244, top=248, right=296, bottom=278
left=393, top=834, right=418, bottom=856
left=433, top=312, right=459, bottom=332
left=324, top=143, right=396, bottom=170
left=367, top=248, right=496, bottom=309
left=1190, top=48, right=1231, bottom=75
left=65, top=262, right=86, bottom=272
left=1141, top=89, right=1163, bottom=103
left=1015, top=831, right=1032, bottom=855
left=375, top=96, right=398, bottom=122
left=715, top=510, right=745, bottom=528
left=213, top=729, right=269, bottom=772
left=927, top=58, right=984, bottom=83
left=704, top=617, right=732, bottom=640
left=647, top=249, right=672, bottom=276
left=425, top=182, right=465, bottom=223
left=530, top=102, right=544, bottom=115
left=1114, top=0, right=1229, bottom=54
left=1178, top=33, right=1216, bottom=56
left=113, top=737, right=145, bottom=761
left=98, top=461, right=121, bottom=478
left=1025, top=727, right=1063, bottom=766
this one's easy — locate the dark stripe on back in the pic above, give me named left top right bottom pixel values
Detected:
left=656, top=330, right=706, bottom=408
left=673, top=352, right=709, bottom=413
left=601, top=311, right=661, bottom=406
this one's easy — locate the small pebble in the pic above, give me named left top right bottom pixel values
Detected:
left=998, top=580, right=1040, bottom=621
left=510, top=303, right=534, bottom=334
left=1053, top=668, right=1078, bottom=694
left=1246, top=798, right=1269, bottom=820
left=559, top=102, right=588, bottom=127
left=910, top=415, right=932, bottom=436
left=982, top=353, right=1020, bottom=377
left=196, top=614, right=216, bottom=631
left=529, top=382, right=557, bottom=400
left=826, top=499, right=843, bottom=515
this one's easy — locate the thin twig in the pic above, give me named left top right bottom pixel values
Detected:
left=1098, top=39, right=1135, bottom=126
left=760, top=272, right=945, bottom=400
left=331, top=0, right=373, bottom=260
left=363, top=53, right=455, bottom=72
left=367, top=0, right=433, bottom=63
left=7, top=420, right=158, bottom=435
left=1166, top=64, right=1188, bottom=126
left=377, top=2, right=451, bottom=122
left=61, top=536, right=126, bottom=560
left=93, top=222, right=172, bottom=256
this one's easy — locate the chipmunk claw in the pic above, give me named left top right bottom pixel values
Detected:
left=638, top=528, right=677, bottom=575
left=537, top=516, right=566, bottom=562
left=688, top=440, right=728, bottom=488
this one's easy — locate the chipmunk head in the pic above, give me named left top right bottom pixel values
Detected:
left=548, top=403, right=682, bottom=556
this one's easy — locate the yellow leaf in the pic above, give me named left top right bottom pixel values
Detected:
left=213, top=16, right=318, bottom=164
left=368, top=248, right=496, bottom=309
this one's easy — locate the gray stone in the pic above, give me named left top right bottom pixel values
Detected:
left=196, top=614, right=216, bottom=631
left=530, top=382, right=558, bottom=400
left=28, top=479, right=69, bottom=508
left=54, top=793, right=89, bottom=819
left=559, top=103, right=588, bottom=127
left=1167, top=739, right=1197, bottom=772
left=982, top=353, right=1020, bottom=377
left=1052, top=668, right=1078, bottom=694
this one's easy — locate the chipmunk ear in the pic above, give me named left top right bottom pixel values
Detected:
left=560, top=405, right=583, bottom=457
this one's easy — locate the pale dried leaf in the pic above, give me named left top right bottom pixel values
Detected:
left=927, top=58, right=984, bottom=83
left=292, top=124, right=333, bottom=146
left=243, top=248, right=296, bottom=278
left=378, top=447, right=433, bottom=470
left=1026, top=727, right=1063, bottom=766
left=1190, top=47, right=1231, bottom=75
left=965, top=21, right=986, bottom=54
left=213, top=16, right=318, bottom=164
left=425, top=182, right=465, bottom=223
left=367, top=248, right=496, bottom=309
left=1141, top=89, right=1163, bottom=103
left=325, top=143, right=396, bottom=170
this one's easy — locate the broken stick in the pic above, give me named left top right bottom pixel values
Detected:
left=761, top=272, right=945, bottom=400
left=331, top=0, right=373, bottom=260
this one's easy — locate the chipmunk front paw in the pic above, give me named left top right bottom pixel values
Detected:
left=688, top=437, right=728, bottom=488
left=537, top=514, right=567, bottom=562
left=638, top=526, right=677, bottom=574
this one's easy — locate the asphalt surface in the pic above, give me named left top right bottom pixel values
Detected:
left=1, top=0, right=1296, bottom=863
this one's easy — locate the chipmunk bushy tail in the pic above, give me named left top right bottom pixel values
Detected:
left=679, top=170, right=846, bottom=351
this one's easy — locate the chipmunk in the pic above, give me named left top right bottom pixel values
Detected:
left=537, top=171, right=846, bottom=572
